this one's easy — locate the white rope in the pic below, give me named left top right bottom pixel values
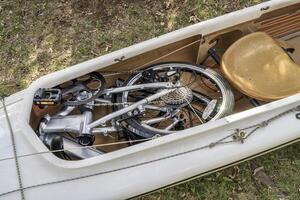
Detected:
left=0, top=137, right=157, bottom=162
left=1, top=97, right=25, bottom=200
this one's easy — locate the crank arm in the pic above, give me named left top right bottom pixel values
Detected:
left=61, top=83, right=86, bottom=98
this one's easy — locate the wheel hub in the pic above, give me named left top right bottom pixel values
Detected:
left=161, top=87, right=193, bottom=106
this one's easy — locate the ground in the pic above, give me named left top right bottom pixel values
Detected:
left=1, top=0, right=300, bottom=199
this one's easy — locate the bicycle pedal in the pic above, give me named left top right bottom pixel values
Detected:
left=33, top=88, right=62, bottom=106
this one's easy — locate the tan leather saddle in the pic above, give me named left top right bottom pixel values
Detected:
left=221, top=32, right=300, bottom=102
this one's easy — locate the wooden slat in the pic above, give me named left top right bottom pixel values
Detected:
left=272, top=26, right=300, bottom=38
left=260, top=13, right=291, bottom=26
left=265, top=21, right=300, bottom=35
left=257, top=10, right=300, bottom=38
left=260, top=12, right=300, bottom=30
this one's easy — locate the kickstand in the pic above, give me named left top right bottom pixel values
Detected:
left=200, top=48, right=221, bottom=66
left=208, top=48, right=221, bottom=65
left=249, top=98, right=260, bottom=107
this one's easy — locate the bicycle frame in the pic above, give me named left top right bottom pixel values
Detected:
left=39, top=82, right=180, bottom=137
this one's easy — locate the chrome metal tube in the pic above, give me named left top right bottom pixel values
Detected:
left=86, top=89, right=176, bottom=132
left=54, top=106, right=75, bottom=117
left=102, top=82, right=174, bottom=95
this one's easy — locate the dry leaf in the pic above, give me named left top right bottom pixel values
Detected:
left=253, top=166, right=264, bottom=176
left=105, top=44, right=112, bottom=52
left=189, top=15, right=201, bottom=23
left=229, top=166, right=240, bottom=180
left=253, top=166, right=274, bottom=187
left=165, top=0, right=174, bottom=10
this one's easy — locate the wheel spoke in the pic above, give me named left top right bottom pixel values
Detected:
left=192, top=90, right=211, bottom=104
left=164, top=118, right=180, bottom=131
left=186, top=103, right=204, bottom=123
left=188, top=109, right=193, bottom=127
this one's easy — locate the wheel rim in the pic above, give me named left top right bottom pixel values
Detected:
left=119, top=62, right=234, bottom=137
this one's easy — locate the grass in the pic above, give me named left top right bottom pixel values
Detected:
left=1, top=0, right=300, bottom=199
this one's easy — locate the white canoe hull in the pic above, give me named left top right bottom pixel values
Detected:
left=1, top=0, right=300, bottom=199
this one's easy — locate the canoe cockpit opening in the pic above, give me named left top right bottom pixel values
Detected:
left=29, top=6, right=300, bottom=160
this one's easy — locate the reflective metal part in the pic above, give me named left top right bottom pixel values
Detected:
left=94, top=98, right=111, bottom=104
left=82, top=111, right=93, bottom=135
left=161, top=87, right=193, bottom=106
left=164, top=118, right=181, bottom=131
left=63, top=137, right=104, bottom=159
left=42, top=115, right=84, bottom=134
left=91, top=127, right=118, bottom=134
left=41, top=111, right=93, bottom=135
left=37, top=61, right=235, bottom=154
left=86, top=88, right=177, bottom=132
left=142, top=116, right=169, bottom=125
left=142, top=107, right=180, bottom=125
left=61, top=83, right=87, bottom=98
left=55, top=106, right=75, bottom=117
left=119, top=63, right=234, bottom=136
left=143, top=105, right=168, bottom=112
left=202, top=99, right=217, bottom=120
left=102, top=82, right=175, bottom=95
left=192, top=92, right=211, bottom=104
